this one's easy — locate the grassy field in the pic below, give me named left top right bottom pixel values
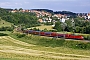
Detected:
left=0, top=36, right=90, bottom=60
left=0, top=30, right=90, bottom=60
left=0, top=20, right=12, bottom=27
left=0, top=29, right=90, bottom=60
left=0, top=31, right=11, bottom=34
left=28, top=25, right=54, bottom=30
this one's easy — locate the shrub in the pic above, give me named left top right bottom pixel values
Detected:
left=49, top=30, right=57, bottom=32
left=83, top=35, right=87, bottom=40
left=0, top=26, right=13, bottom=31
left=87, top=35, right=90, bottom=40
left=83, top=35, right=90, bottom=40
left=16, top=34, right=26, bottom=38
left=37, top=37, right=65, bottom=47
left=0, top=33, right=8, bottom=36
left=32, top=28, right=40, bottom=31
left=75, top=43, right=87, bottom=49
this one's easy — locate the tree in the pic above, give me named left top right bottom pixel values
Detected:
left=65, top=19, right=74, bottom=32
left=54, top=22, right=62, bottom=31
left=19, top=8, right=23, bottom=11
left=86, top=26, right=90, bottom=34
left=14, top=8, right=18, bottom=10
left=0, top=18, right=1, bottom=25
left=75, top=26, right=80, bottom=33
left=0, top=8, right=39, bottom=28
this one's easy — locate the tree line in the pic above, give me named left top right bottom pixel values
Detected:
left=54, top=18, right=90, bottom=34
left=0, top=8, right=40, bottom=28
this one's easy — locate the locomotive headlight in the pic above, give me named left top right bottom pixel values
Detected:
left=81, top=36, right=84, bottom=39
left=82, top=36, right=84, bottom=38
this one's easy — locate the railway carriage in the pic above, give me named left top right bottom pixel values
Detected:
left=23, top=30, right=84, bottom=40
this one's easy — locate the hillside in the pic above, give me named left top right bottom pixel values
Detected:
left=31, top=9, right=53, bottom=13
left=0, top=8, right=39, bottom=28
left=31, top=9, right=76, bottom=17
left=0, top=36, right=90, bottom=60
left=0, top=20, right=12, bottom=27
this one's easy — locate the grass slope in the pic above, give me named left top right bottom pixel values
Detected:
left=0, top=31, right=11, bottom=34
left=28, top=25, right=54, bottom=30
left=0, top=35, right=90, bottom=60
left=0, top=20, right=12, bottom=27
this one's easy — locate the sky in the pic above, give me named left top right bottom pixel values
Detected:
left=0, top=0, right=90, bottom=13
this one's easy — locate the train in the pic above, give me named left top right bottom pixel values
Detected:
left=23, top=30, right=84, bottom=40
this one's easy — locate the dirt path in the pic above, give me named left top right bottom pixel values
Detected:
left=0, top=36, right=90, bottom=60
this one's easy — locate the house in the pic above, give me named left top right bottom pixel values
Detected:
left=87, top=13, right=90, bottom=19
left=53, top=14, right=67, bottom=19
left=11, top=10, right=17, bottom=13
left=38, top=19, right=43, bottom=23
left=48, top=17, right=52, bottom=22
left=60, top=18, right=66, bottom=23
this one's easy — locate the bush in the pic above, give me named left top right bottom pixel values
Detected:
left=75, top=43, right=87, bottom=49
left=87, top=35, right=90, bottom=40
left=83, top=35, right=90, bottom=40
left=49, top=30, right=57, bottom=32
left=0, top=26, right=13, bottom=31
left=0, top=33, right=8, bottom=36
left=16, top=34, right=26, bottom=38
left=32, top=28, right=40, bottom=31
left=44, top=22, right=53, bottom=25
left=43, top=28, right=48, bottom=32
left=37, top=38, right=65, bottom=47
left=83, top=35, right=87, bottom=40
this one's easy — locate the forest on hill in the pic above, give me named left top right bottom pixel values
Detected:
left=0, top=8, right=39, bottom=28
left=32, top=9, right=76, bottom=17
left=31, top=9, right=53, bottom=13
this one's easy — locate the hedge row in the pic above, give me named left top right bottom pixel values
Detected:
left=13, top=33, right=90, bottom=50
left=0, top=33, right=8, bottom=36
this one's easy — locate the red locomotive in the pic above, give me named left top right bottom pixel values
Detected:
left=23, top=30, right=84, bottom=40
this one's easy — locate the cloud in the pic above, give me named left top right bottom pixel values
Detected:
left=0, top=2, right=11, bottom=6
left=24, top=2, right=29, bottom=4
left=80, top=2, right=90, bottom=7
left=73, top=1, right=90, bottom=7
left=0, top=2, right=23, bottom=8
left=0, top=0, right=90, bottom=12
left=15, top=3, right=22, bottom=5
left=40, top=0, right=77, bottom=2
